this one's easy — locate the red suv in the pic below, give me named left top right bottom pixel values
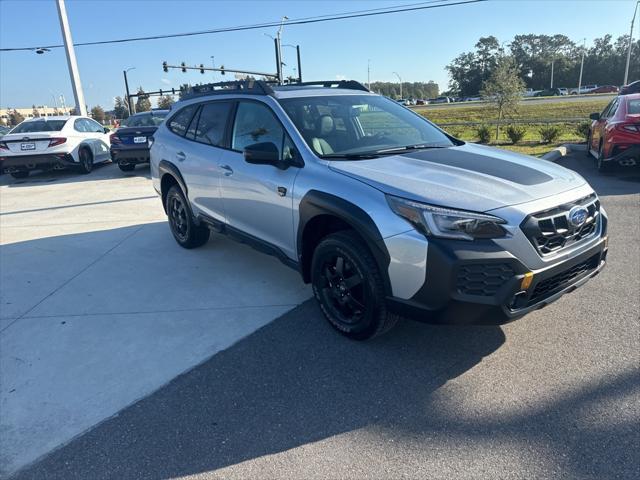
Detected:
left=588, top=93, right=640, bottom=171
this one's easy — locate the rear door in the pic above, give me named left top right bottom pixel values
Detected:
left=592, top=98, right=619, bottom=152
left=83, top=118, right=110, bottom=160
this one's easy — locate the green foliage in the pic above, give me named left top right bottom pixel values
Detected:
left=135, top=87, right=152, bottom=112
left=575, top=121, right=591, bottom=140
left=90, top=105, right=105, bottom=124
left=157, top=95, right=175, bottom=109
left=178, top=83, right=192, bottom=100
left=506, top=125, right=527, bottom=144
left=476, top=124, right=491, bottom=144
left=481, top=56, right=525, bottom=140
left=113, top=96, right=129, bottom=120
left=369, top=81, right=438, bottom=99
left=539, top=125, right=561, bottom=143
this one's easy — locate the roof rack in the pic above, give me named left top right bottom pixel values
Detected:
left=278, top=80, right=370, bottom=92
left=181, top=80, right=275, bottom=100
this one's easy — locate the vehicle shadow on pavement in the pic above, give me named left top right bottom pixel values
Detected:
left=11, top=300, right=507, bottom=480
left=557, top=154, right=640, bottom=197
left=0, top=162, right=150, bottom=188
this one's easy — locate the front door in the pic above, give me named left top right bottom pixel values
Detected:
left=219, top=100, right=301, bottom=259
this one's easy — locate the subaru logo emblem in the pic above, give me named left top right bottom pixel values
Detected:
left=568, top=206, right=588, bottom=228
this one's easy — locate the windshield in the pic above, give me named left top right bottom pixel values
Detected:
left=123, top=112, right=168, bottom=127
left=11, top=120, right=67, bottom=133
left=278, top=94, right=456, bottom=158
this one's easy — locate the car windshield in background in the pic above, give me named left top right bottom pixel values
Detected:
left=11, top=120, right=67, bottom=133
left=278, top=94, right=456, bottom=159
left=124, top=112, right=168, bottom=127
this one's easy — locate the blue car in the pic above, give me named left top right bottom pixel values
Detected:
left=110, top=110, right=169, bottom=172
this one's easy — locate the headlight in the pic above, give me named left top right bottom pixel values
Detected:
left=386, top=194, right=508, bottom=240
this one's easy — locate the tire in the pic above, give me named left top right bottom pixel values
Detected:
left=118, top=163, right=135, bottom=172
left=78, top=148, right=93, bottom=174
left=311, top=230, right=399, bottom=340
left=596, top=140, right=611, bottom=172
left=585, top=133, right=593, bottom=158
left=10, top=171, right=29, bottom=179
left=165, top=185, right=210, bottom=249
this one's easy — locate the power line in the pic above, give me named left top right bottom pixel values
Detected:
left=0, top=0, right=486, bottom=52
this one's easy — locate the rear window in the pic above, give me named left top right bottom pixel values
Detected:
left=627, top=100, right=640, bottom=114
left=11, top=120, right=67, bottom=133
left=124, top=112, right=168, bottom=127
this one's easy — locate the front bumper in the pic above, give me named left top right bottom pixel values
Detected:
left=111, top=147, right=150, bottom=165
left=0, top=153, right=76, bottom=173
left=386, top=234, right=608, bottom=324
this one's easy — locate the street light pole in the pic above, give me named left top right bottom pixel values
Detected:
left=275, top=16, right=288, bottom=85
left=123, top=67, right=135, bottom=115
left=578, top=38, right=586, bottom=95
left=393, top=71, right=402, bottom=99
left=56, top=0, right=87, bottom=116
left=624, top=0, right=639, bottom=85
left=210, top=56, right=216, bottom=81
left=367, top=59, right=371, bottom=90
left=550, top=57, right=555, bottom=89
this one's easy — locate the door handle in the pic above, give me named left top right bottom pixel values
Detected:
left=176, top=151, right=186, bottom=162
left=219, top=164, right=234, bottom=176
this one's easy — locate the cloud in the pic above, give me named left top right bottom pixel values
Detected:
left=160, top=78, right=171, bottom=85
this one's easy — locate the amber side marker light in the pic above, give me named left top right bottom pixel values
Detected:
left=521, top=272, right=534, bottom=290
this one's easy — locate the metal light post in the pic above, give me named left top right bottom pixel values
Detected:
left=393, top=71, right=402, bottom=99
left=56, top=0, right=87, bottom=116
left=577, top=38, right=586, bottom=95
left=275, top=16, right=289, bottom=85
left=550, top=57, right=555, bottom=88
left=367, top=59, right=371, bottom=90
left=624, top=0, right=640, bottom=85
left=283, top=44, right=302, bottom=82
left=123, top=67, right=135, bottom=115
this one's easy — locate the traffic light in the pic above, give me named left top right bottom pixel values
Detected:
left=181, top=62, right=186, bottom=73
left=162, top=61, right=168, bottom=73
left=220, top=65, right=225, bottom=75
left=199, top=64, right=205, bottom=74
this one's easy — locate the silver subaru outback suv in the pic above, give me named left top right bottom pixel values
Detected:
left=150, top=80, right=608, bottom=339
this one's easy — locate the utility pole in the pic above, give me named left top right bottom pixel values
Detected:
left=550, top=57, right=555, bottom=89
left=296, top=45, right=302, bottom=82
left=275, top=16, right=288, bottom=85
left=210, top=56, right=216, bottom=81
left=367, top=59, right=371, bottom=90
left=56, top=0, right=87, bottom=116
left=123, top=67, right=135, bottom=115
left=578, top=38, right=586, bottom=95
left=393, top=71, right=402, bottom=99
left=624, top=0, right=639, bottom=85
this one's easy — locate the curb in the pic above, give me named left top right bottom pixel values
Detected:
left=541, top=143, right=586, bottom=162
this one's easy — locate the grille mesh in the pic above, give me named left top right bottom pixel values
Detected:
left=456, top=263, right=515, bottom=296
left=530, top=255, right=600, bottom=302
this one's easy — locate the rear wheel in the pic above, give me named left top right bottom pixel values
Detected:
left=165, top=185, right=210, bottom=249
left=118, top=163, right=135, bottom=172
left=10, top=171, right=29, bottom=179
left=596, top=140, right=611, bottom=172
left=78, top=148, right=93, bottom=174
left=311, top=230, right=399, bottom=340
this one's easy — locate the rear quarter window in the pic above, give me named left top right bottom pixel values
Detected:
left=167, top=105, right=198, bottom=136
left=627, top=99, right=640, bottom=115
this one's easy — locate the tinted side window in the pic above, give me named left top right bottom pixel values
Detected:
left=194, top=102, right=233, bottom=147
left=231, top=102, right=292, bottom=160
left=168, top=105, right=198, bottom=137
left=87, top=119, right=103, bottom=132
left=628, top=99, right=640, bottom=115
left=74, top=119, right=87, bottom=132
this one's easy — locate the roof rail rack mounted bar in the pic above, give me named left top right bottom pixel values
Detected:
left=181, top=80, right=275, bottom=100
left=281, top=80, right=370, bottom=92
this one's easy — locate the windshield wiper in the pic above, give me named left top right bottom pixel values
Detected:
left=375, top=144, right=448, bottom=154
left=319, top=152, right=384, bottom=160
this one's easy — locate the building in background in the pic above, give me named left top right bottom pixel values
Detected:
left=0, top=106, right=73, bottom=125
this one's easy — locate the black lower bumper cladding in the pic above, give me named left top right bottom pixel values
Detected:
left=111, top=148, right=150, bottom=165
left=0, top=153, right=76, bottom=173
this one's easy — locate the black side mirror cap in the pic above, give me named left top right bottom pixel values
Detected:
left=244, top=142, right=288, bottom=169
left=103, top=127, right=110, bottom=133
left=589, top=113, right=600, bottom=121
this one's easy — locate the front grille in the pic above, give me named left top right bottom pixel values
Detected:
left=530, top=255, right=600, bottom=302
left=521, top=194, right=600, bottom=256
left=456, top=263, right=515, bottom=296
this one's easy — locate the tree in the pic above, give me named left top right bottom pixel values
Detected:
left=113, top=96, right=129, bottom=120
left=157, top=95, right=175, bottom=109
left=90, top=105, right=105, bottom=124
left=480, top=55, right=525, bottom=140
left=178, top=83, right=192, bottom=100
left=9, top=109, right=24, bottom=126
left=32, top=105, right=41, bottom=118
left=135, top=87, right=152, bottom=112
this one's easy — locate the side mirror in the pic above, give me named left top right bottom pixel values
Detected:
left=589, top=112, right=600, bottom=121
left=103, top=127, right=110, bottom=133
left=243, top=142, right=287, bottom=169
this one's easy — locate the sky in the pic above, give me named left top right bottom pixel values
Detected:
left=0, top=0, right=634, bottom=111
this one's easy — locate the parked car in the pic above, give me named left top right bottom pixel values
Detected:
left=569, top=84, right=598, bottom=95
left=534, top=88, right=563, bottom=97
left=0, top=125, right=10, bottom=138
left=150, top=79, right=608, bottom=339
left=523, top=89, right=541, bottom=97
left=558, top=88, right=569, bottom=96
left=620, top=81, right=639, bottom=95
left=0, top=116, right=110, bottom=179
left=429, top=96, right=451, bottom=104
left=110, top=109, right=169, bottom=172
left=587, top=93, right=640, bottom=171
left=416, top=99, right=427, bottom=105
left=590, top=85, right=619, bottom=94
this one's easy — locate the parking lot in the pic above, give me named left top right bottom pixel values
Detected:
left=1, top=154, right=639, bottom=479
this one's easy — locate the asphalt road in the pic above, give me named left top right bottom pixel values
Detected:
left=415, top=93, right=616, bottom=110
left=8, top=153, right=640, bottom=480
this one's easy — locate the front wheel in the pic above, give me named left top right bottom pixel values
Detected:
left=311, top=230, right=399, bottom=340
left=165, top=185, right=210, bottom=249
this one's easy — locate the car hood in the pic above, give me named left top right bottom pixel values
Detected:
left=328, top=143, right=587, bottom=212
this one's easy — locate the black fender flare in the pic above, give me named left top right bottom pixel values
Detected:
left=297, top=190, right=391, bottom=295
left=158, top=160, right=189, bottom=213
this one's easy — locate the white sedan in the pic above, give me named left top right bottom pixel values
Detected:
left=0, top=116, right=111, bottom=179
